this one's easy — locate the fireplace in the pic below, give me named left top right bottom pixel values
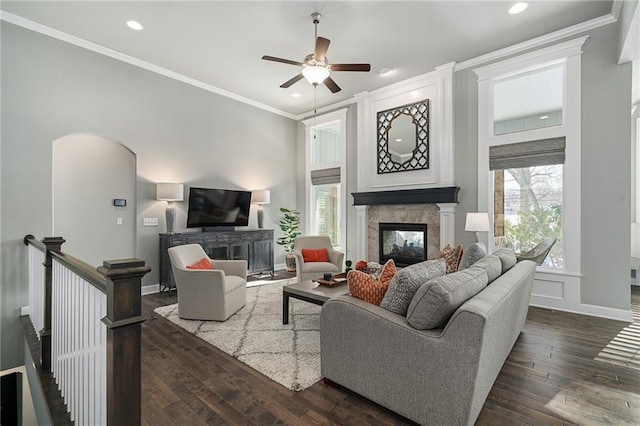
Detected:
left=379, top=223, right=427, bottom=267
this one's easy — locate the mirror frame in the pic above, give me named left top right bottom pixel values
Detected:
left=377, top=98, right=430, bottom=174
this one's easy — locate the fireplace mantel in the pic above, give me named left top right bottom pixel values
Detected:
left=352, top=187, right=460, bottom=206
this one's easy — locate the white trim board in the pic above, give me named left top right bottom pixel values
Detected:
left=0, top=11, right=296, bottom=120
left=530, top=302, right=633, bottom=323
left=142, top=284, right=160, bottom=296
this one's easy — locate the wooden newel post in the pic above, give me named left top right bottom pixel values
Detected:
left=41, top=237, right=65, bottom=372
left=98, top=258, right=151, bottom=426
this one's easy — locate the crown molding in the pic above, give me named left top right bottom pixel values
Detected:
left=611, top=0, right=623, bottom=20
left=0, top=11, right=297, bottom=120
left=457, top=13, right=616, bottom=71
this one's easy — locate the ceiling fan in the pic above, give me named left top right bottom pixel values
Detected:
left=262, top=13, right=371, bottom=93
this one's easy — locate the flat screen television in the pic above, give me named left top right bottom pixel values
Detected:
left=186, top=187, right=252, bottom=228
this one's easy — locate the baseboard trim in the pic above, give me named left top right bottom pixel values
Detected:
left=141, top=284, right=159, bottom=296
left=580, top=303, right=633, bottom=322
left=21, top=306, right=30, bottom=316
left=531, top=301, right=633, bottom=323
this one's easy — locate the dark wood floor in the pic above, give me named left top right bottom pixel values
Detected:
left=141, top=283, right=640, bottom=425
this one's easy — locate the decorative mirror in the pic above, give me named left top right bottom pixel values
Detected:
left=377, top=99, right=429, bottom=174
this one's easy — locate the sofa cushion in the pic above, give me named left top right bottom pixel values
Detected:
left=186, top=257, right=214, bottom=270
left=492, top=248, right=517, bottom=274
left=302, top=248, right=330, bottom=262
left=458, top=242, right=487, bottom=270
left=438, top=244, right=464, bottom=273
left=472, top=255, right=502, bottom=283
left=406, top=267, right=489, bottom=329
left=348, top=259, right=396, bottom=305
left=379, top=259, right=446, bottom=316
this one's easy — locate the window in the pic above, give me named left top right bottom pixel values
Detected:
left=475, top=36, right=586, bottom=281
left=494, top=165, right=563, bottom=268
left=493, top=66, right=564, bottom=135
left=303, top=109, right=347, bottom=248
left=490, top=137, right=565, bottom=269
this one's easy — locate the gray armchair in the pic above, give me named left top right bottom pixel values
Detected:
left=293, top=236, right=344, bottom=282
left=167, top=243, right=247, bottom=321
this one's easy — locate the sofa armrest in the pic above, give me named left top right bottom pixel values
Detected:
left=321, top=295, right=485, bottom=425
left=211, top=259, right=247, bottom=279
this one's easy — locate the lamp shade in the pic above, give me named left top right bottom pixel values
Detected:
left=465, top=212, right=490, bottom=232
left=156, top=183, right=184, bottom=201
left=252, top=189, right=271, bottom=204
left=302, top=66, right=330, bottom=85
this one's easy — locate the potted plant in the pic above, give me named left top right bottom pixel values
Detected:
left=276, top=207, right=302, bottom=272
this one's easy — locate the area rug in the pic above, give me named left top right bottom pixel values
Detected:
left=154, top=279, right=323, bottom=391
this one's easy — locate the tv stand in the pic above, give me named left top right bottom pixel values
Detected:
left=159, top=229, right=274, bottom=293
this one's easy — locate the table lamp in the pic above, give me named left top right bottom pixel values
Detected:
left=252, top=190, right=270, bottom=229
left=157, top=183, right=184, bottom=234
left=465, top=212, right=490, bottom=242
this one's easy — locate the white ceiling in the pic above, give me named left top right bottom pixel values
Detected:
left=1, top=1, right=615, bottom=117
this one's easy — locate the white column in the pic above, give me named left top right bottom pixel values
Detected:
left=435, top=62, right=456, bottom=186
left=355, top=205, right=368, bottom=261
left=436, top=203, right=457, bottom=249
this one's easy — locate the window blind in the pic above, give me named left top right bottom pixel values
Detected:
left=311, top=167, right=341, bottom=185
left=489, top=137, right=565, bottom=170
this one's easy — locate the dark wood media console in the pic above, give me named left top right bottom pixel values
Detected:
left=159, top=229, right=274, bottom=293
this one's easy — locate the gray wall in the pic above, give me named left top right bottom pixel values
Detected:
left=580, top=23, right=632, bottom=308
left=1, top=23, right=297, bottom=369
left=452, top=22, right=632, bottom=311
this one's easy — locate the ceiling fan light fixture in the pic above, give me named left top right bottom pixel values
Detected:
left=302, top=65, right=330, bottom=85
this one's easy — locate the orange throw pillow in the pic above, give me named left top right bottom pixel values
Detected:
left=186, top=257, right=214, bottom=270
left=348, top=259, right=397, bottom=305
left=302, top=248, right=330, bottom=262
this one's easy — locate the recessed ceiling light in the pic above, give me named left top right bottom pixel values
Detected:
left=395, top=138, right=402, bottom=142
left=539, top=115, right=549, bottom=119
left=291, top=93, right=301, bottom=98
left=126, top=20, right=144, bottom=31
left=379, top=67, right=394, bottom=76
left=508, top=2, right=528, bottom=15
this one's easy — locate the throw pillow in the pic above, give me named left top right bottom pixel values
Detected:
left=492, top=248, right=517, bottom=274
left=348, top=259, right=397, bottom=305
left=380, top=259, right=447, bottom=316
left=458, top=242, right=487, bottom=270
left=186, top=257, right=214, bottom=270
left=407, top=267, right=489, bottom=330
left=471, top=255, right=502, bottom=284
left=438, top=244, right=464, bottom=273
left=302, top=248, right=330, bottom=262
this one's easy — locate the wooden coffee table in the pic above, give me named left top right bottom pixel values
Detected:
left=282, top=279, right=349, bottom=324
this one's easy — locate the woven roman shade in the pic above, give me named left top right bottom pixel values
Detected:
left=489, top=137, right=565, bottom=170
left=311, top=167, right=341, bottom=185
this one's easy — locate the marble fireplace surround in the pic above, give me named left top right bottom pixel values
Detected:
left=352, top=187, right=460, bottom=263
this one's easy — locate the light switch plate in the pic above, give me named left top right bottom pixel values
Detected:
left=143, top=217, right=159, bottom=227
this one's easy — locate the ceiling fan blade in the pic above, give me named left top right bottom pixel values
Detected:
left=314, top=37, right=330, bottom=62
left=324, top=76, right=341, bottom=93
left=280, top=73, right=304, bottom=88
left=331, top=63, right=372, bottom=72
left=262, top=55, right=303, bottom=66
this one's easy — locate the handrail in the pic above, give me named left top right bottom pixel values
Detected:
left=24, top=233, right=47, bottom=252
left=50, top=251, right=107, bottom=293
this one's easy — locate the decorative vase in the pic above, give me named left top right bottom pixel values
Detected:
left=285, top=252, right=297, bottom=272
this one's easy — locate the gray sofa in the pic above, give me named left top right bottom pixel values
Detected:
left=320, top=256, right=537, bottom=425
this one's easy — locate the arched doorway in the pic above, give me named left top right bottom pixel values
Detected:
left=53, top=134, right=136, bottom=267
